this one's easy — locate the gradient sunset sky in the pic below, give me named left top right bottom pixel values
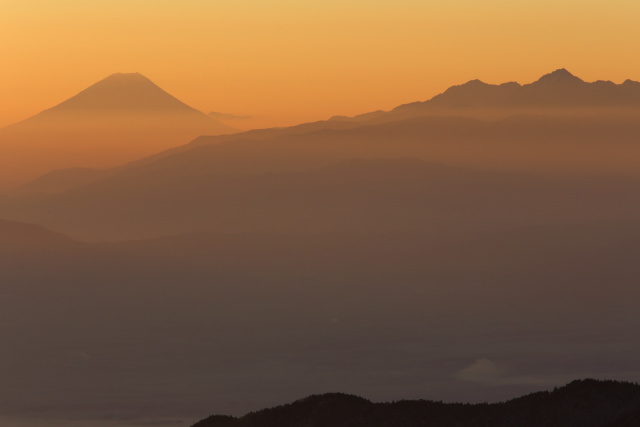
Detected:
left=2, top=0, right=640, bottom=129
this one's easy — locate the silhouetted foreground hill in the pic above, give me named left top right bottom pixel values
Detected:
left=192, top=380, right=640, bottom=427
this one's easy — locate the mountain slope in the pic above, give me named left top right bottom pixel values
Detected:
left=16, top=110, right=640, bottom=199
left=0, top=73, right=235, bottom=191
left=137, top=114, right=640, bottom=178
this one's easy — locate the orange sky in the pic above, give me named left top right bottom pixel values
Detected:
left=2, top=0, right=640, bottom=130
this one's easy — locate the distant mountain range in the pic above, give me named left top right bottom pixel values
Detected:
left=3, top=68, right=640, bottom=194
left=333, top=69, right=640, bottom=123
left=404, top=68, right=640, bottom=109
left=192, top=380, right=640, bottom=427
left=0, top=73, right=235, bottom=191
left=4, top=69, right=640, bottom=240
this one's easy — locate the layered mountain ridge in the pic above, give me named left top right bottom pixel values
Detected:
left=5, top=68, right=640, bottom=241
left=3, top=68, right=640, bottom=426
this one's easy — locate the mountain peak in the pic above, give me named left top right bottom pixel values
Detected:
left=549, top=68, right=573, bottom=76
left=463, top=79, right=488, bottom=86
left=41, top=72, right=202, bottom=114
left=100, top=72, right=152, bottom=83
left=534, top=68, right=584, bottom=85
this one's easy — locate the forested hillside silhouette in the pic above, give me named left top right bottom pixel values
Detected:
left=193, top=380, right=640, bottom=427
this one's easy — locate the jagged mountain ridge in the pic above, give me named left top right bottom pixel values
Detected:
left=192, top=379, right=640, bottom=427
left=398, top=68, right=640, bottom=110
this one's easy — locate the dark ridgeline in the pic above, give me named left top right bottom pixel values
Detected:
left=192, top=380, right=640, bottom=427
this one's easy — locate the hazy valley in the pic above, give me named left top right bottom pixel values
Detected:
left=3, top=69, right=640, bottom=426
